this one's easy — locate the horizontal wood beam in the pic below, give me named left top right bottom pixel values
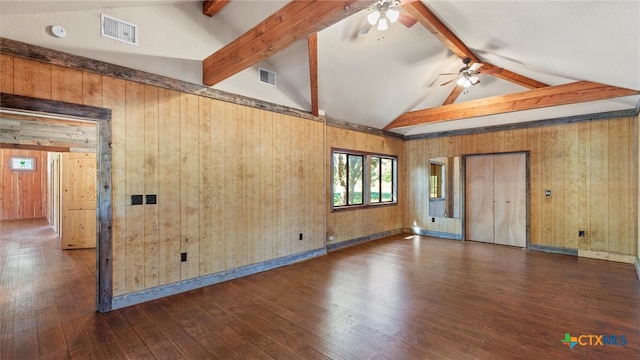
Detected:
left=203, top=0, right=230, bottom=17
left=402, top=1, right=477, bottom=62
left=0, top=142, right=70, bottom=153
left=385, top=81, right=640, bottom=129
left=203, top=0, right=377, bottom=86
left=308, top=33, right=319, bottom=117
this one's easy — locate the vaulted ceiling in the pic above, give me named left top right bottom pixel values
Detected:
left=1, top=0, right=639, bottom=136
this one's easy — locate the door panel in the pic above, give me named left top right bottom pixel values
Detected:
left=61, top=152, right=97, bottom=249
left=466, top=155, right=494, bottom=243
left=494, top=153, right=527, bottom=247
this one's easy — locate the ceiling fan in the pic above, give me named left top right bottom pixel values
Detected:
left=439, top=57, right=502, bottom=87
left=358, top=0, right=418, bottom=35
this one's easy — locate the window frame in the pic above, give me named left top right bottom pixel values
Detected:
left=9, top=156, right=36, bottom=171
left=331, top=148, right=398, bottom=211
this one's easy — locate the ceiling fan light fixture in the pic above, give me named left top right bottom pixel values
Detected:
left=377, top=17, right=389, bottom=31
left=367, top=10, right=381, bottom=25
left=386, top=8, right=399, bottom=23
left=457, top=76, right=469, bottom=87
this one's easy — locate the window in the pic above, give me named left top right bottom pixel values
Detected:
left=332, top=150, right=397, bottom=209
left=429, top=162, right=444, bottom=198
left=10, top=156, right=36, bottom=171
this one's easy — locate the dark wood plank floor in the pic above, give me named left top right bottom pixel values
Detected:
left=1, top=219, right=639, bottom=359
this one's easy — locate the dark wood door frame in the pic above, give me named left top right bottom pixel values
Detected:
left=0, top=92, right=113, bottom=312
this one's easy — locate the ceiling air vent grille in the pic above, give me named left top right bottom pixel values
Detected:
left=101, top=14, right=138, bottom=45
left=259, top=68, right=276, bottom=86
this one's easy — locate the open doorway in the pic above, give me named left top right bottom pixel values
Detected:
left=0, top=92, right=113, bottom=312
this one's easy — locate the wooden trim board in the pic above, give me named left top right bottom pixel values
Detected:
left=635, top=257, right=640, bottom=281
left=111, top=247, right=327, bottom=310
left=578, top=249, right=636, bottom=264
left=412, top=229, right=463, bottom=240
left=326, top=228, right=404, bottom=252
left=529, top=244, right=578, bottom=257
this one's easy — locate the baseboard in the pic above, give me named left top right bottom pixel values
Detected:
left=412, top=229, right=463, bottom=240
left=111, top=247, right=327, bottom=310
left=529, top=244, right=578, bottom=256
left=635, top=257, right=640, bottom=281
left=326, top=228, right=404, bottom=252
left=577, top=249, right=636, bottom=264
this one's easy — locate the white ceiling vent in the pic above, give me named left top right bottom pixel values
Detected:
left=101, top=14, right=138, bottom=45
left=259, top=68, right=276, bottom=86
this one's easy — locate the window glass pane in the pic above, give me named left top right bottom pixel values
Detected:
left=370, top=156, right=380, bottom=203
left=348, top=154, right=364, bottom=205
left=333, top=153, right=347, bottom=206
left=10, top=157, right=35, bottom=171
left=381, top=158, right=393, bottom=202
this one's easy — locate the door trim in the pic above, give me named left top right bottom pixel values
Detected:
left=462, top=151, right=530, bottom=249
left=0, top=92, right=113, bottom=312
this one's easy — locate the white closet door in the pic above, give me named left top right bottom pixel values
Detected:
left=493, top=153, right=526, bottom=247
left=465, top=155, right=495, bottom=243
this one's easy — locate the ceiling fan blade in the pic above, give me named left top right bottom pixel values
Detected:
left=357, top=23, right=372, bottom=36
left=438, top=72, right=458, bottom=76
left=398, top=12, right=418, bottom=28
left=469, top=62, right=484, bottom=72
left=440, top=78, right=456, bottom=86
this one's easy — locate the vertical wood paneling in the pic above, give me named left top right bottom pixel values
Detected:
left=51, top=66, right=82, bottom=103
left=157, top=89, right=181, bottom=285
left=0, top=54, right=14, bottom=93
left=590, top=120, right=609, bottom=252
left=271, top=109, right=283, bottom=259
left=326, top=127, right=405, bottom=244
left=4, top=54, right=328, bottom=299
left=235, top=106, right=248, bottom=266
left=0, top=150, right=47, bottom=221
left=198, top=97, right=213, bottom=275
left=209, top=99, right=226, bottom=272
left=124, top=82, right=145, bottom=292
left=577, top=122, right=591, bottom=250
left=223, top=103, right=239, bottom=268
left=563, top=123, right=579, bottom=249
left=259, top=111, right=274, bottom=262
left=406, top=116, right=636, bottom=257
left=180, top=93, right=200, bottom=280
left=12, top=58, right=51, bottom=99
left=82, top=72, right=102, bottom=107
left=143, top=86, right=159, bottom=288
left=527, top=127, right=543, bottom=245
left=608, top=118, right=630, bottom=254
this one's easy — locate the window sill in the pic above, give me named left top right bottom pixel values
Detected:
left=331, top=202, right=398, bottom=213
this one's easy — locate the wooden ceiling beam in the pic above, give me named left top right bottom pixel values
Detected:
left=442, top=85, right=464, bottom=105
left=203, top=0, right=377, bottom=86
left=403, top=1, right=547, bottom=89
left=308, top=33, right=319, bottom=117
left=385, top=81, right=640, bottom=130
left=203, top=0, right=230, bottom=17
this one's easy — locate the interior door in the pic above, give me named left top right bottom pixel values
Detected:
left=61, top=152, right=97, bottom=249
left=493, top=153, right=526, bottom=247
left=465, top=155, right=494, bottom=243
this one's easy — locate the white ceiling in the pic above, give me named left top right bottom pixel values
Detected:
left=1, top=0, right=639, bottom=136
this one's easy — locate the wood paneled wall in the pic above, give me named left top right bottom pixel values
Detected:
left=405, top=117, right=638, bottom=257
left=1, top=55, right=325, bottom=296
left=0, top=149, right=48, bottom=221
left=326, top=126, right=405, bottom=244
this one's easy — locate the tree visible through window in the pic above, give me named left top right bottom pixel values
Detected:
left=333, top=150, right=397, bottom=208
